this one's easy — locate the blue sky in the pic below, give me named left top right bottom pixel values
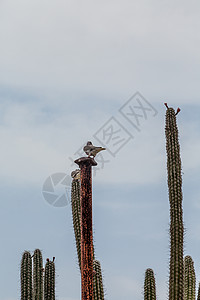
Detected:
left=0, top=1, right=200, bottom=300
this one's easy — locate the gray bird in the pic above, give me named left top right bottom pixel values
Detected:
left=71, top=169, right=80, bottom=180
left=83, top=141, right=106, bottom=158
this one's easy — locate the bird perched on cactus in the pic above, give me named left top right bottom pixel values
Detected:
left=83, top=141, right=106, bottom=158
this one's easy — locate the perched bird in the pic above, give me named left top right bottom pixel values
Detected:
left=71, top=169, right=80, bottom=180
left=83, top=141, right=106, bottom=158
left=53, top=257, right=55, bottom=262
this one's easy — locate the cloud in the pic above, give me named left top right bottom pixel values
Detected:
left=0, top=0, right=199, bottom=101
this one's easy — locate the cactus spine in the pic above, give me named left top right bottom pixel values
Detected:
left=21, top=251, right=33, bottom=300
left=165, top=107, right=184, bottom=300
left=183, top=256, right=196, bottom=300
left=44, top=260, right=55, bottom=300
left=33, top=249, right=43, bottom=300
left=144, top=268, right=156, bottom=300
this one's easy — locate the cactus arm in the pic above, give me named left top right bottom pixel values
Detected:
left=44, top=260, right=55, bottom=300
left=21, top=251, right=33, bottom=300
left=144, top=268, right=156, bottom=300
left=93, top=260, right=105, bottom=300
left=33, top=249, right=43, bottom=300
left=184, top=255, right=196, bottom=300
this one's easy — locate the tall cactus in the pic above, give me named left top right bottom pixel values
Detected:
left=33, top=249, right=43, bottom=300
left=144, top=268, right=156, bottom=300
left=183, top=255, right=196, bottom=300
left=165, top=104, right=184, bottom=300
left=71, top=172, right=105, bottom=300
left=44, top=260, right=55, bottom=300
left=21, top=251, right=33, bottom=300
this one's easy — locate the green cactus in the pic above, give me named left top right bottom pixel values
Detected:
left=144, top=268, right=156, bottom=300
left=33, top=249, right=43, bottom=300
left=44, top=260, right=55, bottom=300
left=93, top=260, right=105, bottom=300
left=21, top=251, right=33, bottom=300
left=165, top=106, right=184, bottom=300
left=183, top=255, right=196, bottom=300
left=71, top=178, right=82, bottom=270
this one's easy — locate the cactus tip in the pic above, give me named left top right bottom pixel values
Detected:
left=175, top=107, right=181, bottom=115
left=164, top=102, right=169, bottom=109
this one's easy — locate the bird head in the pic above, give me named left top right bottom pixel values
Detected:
left=87, top=141, right=93, bottom=145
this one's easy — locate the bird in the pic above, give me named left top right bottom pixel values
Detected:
left=83, top=141, right=106, bottom=158
left=53, top=257, right=55, bottom=262
left=71, top=169, right=80, bottom=180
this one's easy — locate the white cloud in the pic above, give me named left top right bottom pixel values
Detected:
left=0, top=0, right=199, bottom=101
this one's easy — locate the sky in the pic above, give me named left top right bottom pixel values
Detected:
left=0, top=1, right=200, bottom=300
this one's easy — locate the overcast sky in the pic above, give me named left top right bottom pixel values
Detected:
left=0, top=1, right=200, bottom=300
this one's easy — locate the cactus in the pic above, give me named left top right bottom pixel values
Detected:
left=21, top=251, right=33, bottom=300
left=183, top=255, right=196, bottom=300
left=144, top=268, right=156, bottom=300
left=71, top=178, right=82, bottom=270
left=71, top=175, right=105, bottom=299
left=44, top=259, right=55, bottom=300
left=20, top=250, right=56, bottom=300
left=165, top=106, right=184, bottom=300
left=33, top=249, right=43, bottom=300
left=93, top=260, right=104, bottom=300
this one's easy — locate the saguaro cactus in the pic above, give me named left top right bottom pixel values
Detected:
left=183, top=255, right=196, bottom=300
left=44, top=259, right=55, bottom=300
left=21, top=251, right=33, bottom=300
left=144, top=268, right=156, bottom=300
left=165, top=104, right=184, bottom=300
left=33, top=249, right=43, bottom=300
